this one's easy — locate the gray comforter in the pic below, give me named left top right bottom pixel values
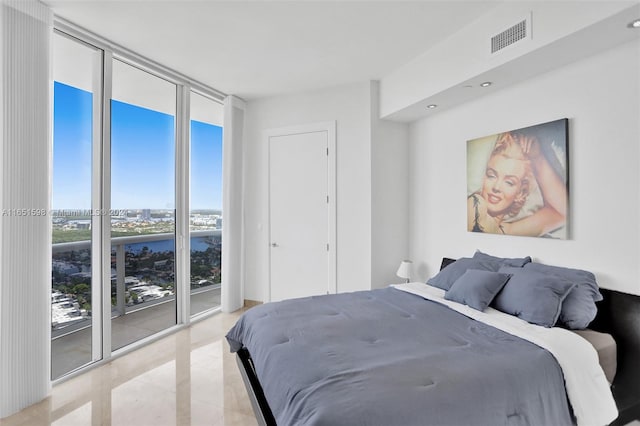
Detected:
left=226, top=288, right=573, bottom=426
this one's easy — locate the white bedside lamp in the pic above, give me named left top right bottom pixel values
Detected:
left=396, top=260, right=413, bottom=283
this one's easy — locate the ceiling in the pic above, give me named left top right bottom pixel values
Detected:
left=44, top=0, right=502, bottom=100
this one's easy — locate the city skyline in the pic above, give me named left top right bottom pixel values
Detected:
left=53, top=81, right=223, bottom=211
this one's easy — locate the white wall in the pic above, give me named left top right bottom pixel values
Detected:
left=243, top=82, right=372, bottom=301
left=380, top=1, right=638, bottom=121
left=370, top=81, right=410, bottom=288
left=243, top=81, right=411, bottom=300
left=409, top=38, right=640, bottom=296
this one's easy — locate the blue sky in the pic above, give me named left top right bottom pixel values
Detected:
left=53, top=82, right=222, bottom=210
left=53, top=82, right=92, bottom=209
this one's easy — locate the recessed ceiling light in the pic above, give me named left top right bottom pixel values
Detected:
left=426, top=104, right=438, bottom=109
left=628, top=19, right=640, bottom=28
left=480, top=82, right=492, bottom=87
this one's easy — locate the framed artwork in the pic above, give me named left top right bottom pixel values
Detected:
left=467, top=118, right=568, bottom=239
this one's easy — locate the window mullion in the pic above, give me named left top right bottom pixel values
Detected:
left=99, top=50, right=113, bottom=361
left=176, top=85, right=191, bottom=326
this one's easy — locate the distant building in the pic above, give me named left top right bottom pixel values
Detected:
left=141, top=209, right=151, bottom=221
left=69, top=220, right=90, bottom=230
left=125, top=276, right=140, bottom=286
left=154, top=260, right=169, bottom=270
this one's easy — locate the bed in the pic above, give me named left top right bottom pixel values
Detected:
left=227, top=255, right=640, bottom=426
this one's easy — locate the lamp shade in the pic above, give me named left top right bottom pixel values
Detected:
left=396, top=260, right=413, bottom=282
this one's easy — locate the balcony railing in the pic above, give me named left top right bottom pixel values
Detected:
left=51, top=229, right=221, bottom=339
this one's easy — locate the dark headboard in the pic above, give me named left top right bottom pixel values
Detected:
left=440, top=257, right=456, bottom=270
left=590, top=288, right=640, bottom=424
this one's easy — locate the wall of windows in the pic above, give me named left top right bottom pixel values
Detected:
left=51, top=29, right=224, bottom=379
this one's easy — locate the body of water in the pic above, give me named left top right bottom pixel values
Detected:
left=125, top=235, right=220, bottom=254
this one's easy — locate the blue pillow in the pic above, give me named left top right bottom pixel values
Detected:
left=427, top=257, right=502, bottom=291
left=473, top=250, right=532, bottom=267
left=445, top=269, right=511, bottom=311
left=558, top=289, right=598, bottom=330
left=523, top=262, right=602, bottom=329
left=494, top=267, right=575, bottom=327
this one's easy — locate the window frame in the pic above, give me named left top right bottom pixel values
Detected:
left=52, top=19, right=225, bottom=383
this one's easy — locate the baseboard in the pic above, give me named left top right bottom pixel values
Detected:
left=244, top=299, right=262, bottom=308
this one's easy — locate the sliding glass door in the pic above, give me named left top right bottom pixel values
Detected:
left=110, top=59, right=178, bottom=351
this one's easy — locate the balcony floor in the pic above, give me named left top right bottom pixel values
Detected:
left=52, top=287, right=221, bottom=380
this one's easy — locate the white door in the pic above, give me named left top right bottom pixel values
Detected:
left=268, top=123, right=335, bottom=302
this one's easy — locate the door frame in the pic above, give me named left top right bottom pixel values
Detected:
left=264, top=121, right=336, bottom=302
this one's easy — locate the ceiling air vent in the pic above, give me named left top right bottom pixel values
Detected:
left=491, top=18, right=529, bottom=54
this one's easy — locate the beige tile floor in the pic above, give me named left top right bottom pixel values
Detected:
left=1, top=310, right=257, bottom=426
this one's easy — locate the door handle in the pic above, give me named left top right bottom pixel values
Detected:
left=271, top=243, right=278, bottom=247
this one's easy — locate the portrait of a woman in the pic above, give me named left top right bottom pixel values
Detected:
left=467, top=118, right=568, bottom=239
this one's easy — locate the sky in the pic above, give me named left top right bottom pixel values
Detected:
left=53, top=81, right=222, bottom=211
